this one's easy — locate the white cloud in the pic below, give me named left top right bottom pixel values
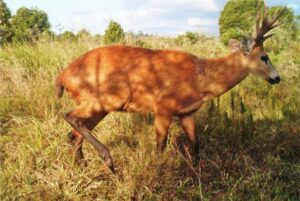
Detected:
left=148, top=0, right=220, bottom=12
left=185, top=17, right=219, bottom=35
left=187, top=18, right=218, bottom=27
left=9, top=0, right=299, bottom=36
left=51, top=0, right=225, bottom=35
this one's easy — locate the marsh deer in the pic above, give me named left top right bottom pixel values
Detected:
left=56, top=0, right=285, bottom=173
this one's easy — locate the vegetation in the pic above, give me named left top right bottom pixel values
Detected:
left=0, top=31, right=300, bottom=200
left=10, top=7, right=50, bottom=43
left=175, top=32, right=206, bottom=45
left=0, top=0, right=12, bottom=44
left=0, top=0, right=300, bottom=200
left=57, top=31, right=77, bottom=42
left=0, top=4, right=50, bottom=44
left=219, top=0, right=297, bottom=44
left=77, top=29, right=92, bottom=38
left=103, top=20, right=125, bottom=44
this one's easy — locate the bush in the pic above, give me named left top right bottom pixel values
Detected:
left=77, top=29, right=91, bottom=38
left=185, top=32, right=199, bottom=44
left=219, top=0, right=258, bottom=44
left=0, top=0, right=12, bottom=44
left=57, top=31, right=77, bottom=42
left=103, top=20, right=125, bottom=44
left=264, top=7, right=298, bottom=52
left=219, top=0, right=297, bottom=45
left=11, top=7, right=50, bottom=43
left=175, top=32, right=200, bottom=45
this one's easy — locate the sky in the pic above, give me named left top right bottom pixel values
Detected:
left=5, top=0, right=300, bottom=36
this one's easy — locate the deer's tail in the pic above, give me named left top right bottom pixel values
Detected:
left=55, top=72, right=65, bottom=99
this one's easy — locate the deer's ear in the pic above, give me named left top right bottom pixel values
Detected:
left=240, top=37, right=254, bottom=55
left=228, top=38, right=254, bottom=55
left=228, top=39, right=241, bottom=52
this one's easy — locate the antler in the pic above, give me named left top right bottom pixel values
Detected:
left=255, top=0, right=286, bottom=45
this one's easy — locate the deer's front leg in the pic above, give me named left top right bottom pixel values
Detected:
left=154, top=112, right=171, bottom=152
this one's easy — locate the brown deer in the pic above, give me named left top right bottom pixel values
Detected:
left=56, top=0, right=285, bottom=173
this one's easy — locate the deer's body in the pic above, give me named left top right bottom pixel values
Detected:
left=57, top=46, right=249, bottom=115
left=56, top=0, right=284, bottom=173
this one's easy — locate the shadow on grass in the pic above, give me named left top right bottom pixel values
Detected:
left=172, top=109, right=300, bottom=200
left=94, top=109, right=300, bottom=200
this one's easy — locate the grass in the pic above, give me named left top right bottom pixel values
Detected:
left=0, top=35, right=300, bottom=200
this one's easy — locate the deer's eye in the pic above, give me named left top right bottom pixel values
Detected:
left=261, top=55, right=269, bottom=64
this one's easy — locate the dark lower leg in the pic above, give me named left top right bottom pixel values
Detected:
left=64, top=111, right=115, bottom=173
left=67, top=113, right=107, bottom=163
left=155, top=113, right=171, bottom=152
left=180, top=115, right=200, bottom=160
left=68, top=130, right=84, bottom=163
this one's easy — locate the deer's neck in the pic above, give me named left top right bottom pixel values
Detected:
left=197, top=51, right=250, bottom=100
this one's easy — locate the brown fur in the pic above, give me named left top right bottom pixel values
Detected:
left=56, top=46, right=250, bottom=115
left=55, top=44, right=276, bottom=172
left=55, top=0, right=284, bottom=172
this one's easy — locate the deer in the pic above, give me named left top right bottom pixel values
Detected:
left=55, top=0, right=285, bottom=173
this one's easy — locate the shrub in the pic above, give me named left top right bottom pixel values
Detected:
left=103, top=20, right=125, bottom=44
left=0, top=0, right=12, bottom=44
left=219, top=0, right=297, bottom=45
left=175, top=32, right=200, bottom=45
left=57, top=31, right=77, bottom=42
left=10, top=7, right=50, bottom=43
left=77, top=29, right=91, bottom=38
left=219, top=0, right=258, bottom=44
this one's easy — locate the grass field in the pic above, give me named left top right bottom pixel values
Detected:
left=0, top=35, right=300, bottom=200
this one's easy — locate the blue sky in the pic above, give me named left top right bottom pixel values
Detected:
left=5, top=0, right=300, bottom=36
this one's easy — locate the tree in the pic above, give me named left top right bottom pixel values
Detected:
left=175, top=32, right=202, bottom=45
left=185, top=32, right=199, bottom=44
left=219, top=0, right=258, bottom=44
left=0, top=0, right=12, bottom=44
left=57, top=31, right=77, bottom=42
left=77, top=29, right=91, bottom=38
left=266, top=6, right=298, bottom=51
left=219, top=0, right=297, bottom=45
left=11, top=7, right=50, bottom=43
left=103, top=20, right=125, bottom=44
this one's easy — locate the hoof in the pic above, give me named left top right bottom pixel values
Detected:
left=73, top=152, right=85, bottom=165
left=99, top=153, right=115, bottom=174
left=110, top=166, right=116, bottom=174
left=67, top=132, right=75, bottom=144
left=105, top=157, right=115, bottom=174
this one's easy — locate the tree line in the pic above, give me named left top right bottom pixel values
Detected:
left=0, top=0, right=299, bottom=46
left=0, top=0, right=126, bottom=45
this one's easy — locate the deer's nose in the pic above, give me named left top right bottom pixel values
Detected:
left=268, top=76, right=281, bottom=85
left=274, top=76, right=281, bottom=83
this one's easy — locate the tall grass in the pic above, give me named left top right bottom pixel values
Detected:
left=0, top=35, right=299, bottom=200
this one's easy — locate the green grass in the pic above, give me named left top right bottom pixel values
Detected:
left=0, top=36, right=300, bottom=200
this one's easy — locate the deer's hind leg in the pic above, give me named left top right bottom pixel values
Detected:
left=179, top=115, right=200, bottom=161
left=68, top=112, right=107, bottom=164
left=68, top=130, right=84, bottom=163
left=64, top=101, right=115, bottom=173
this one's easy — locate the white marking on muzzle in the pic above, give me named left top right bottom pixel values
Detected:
left=269, top=68, right=279, bottom=80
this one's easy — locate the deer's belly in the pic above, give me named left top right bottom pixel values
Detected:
left=122, top=93, right=155, bottom=113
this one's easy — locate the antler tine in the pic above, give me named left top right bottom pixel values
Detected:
left=268, top=8, right=286, bottom=28
left=255, top=0, right=286, bottom=44
left=263, top=0, right=268, bottom=21
left=256, top=0, right=261, bottom=34
left=255, top=0, right=268, bottom=44
left=261, top=0, right=270, bottom=30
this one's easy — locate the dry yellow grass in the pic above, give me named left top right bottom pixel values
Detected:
left=0, top=36, right=299, bottom=200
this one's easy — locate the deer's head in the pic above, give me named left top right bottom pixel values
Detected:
left=229, top=0, right=286, bottom=85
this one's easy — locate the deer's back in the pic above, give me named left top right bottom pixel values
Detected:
left=59, top=45, right=201, bottom=113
